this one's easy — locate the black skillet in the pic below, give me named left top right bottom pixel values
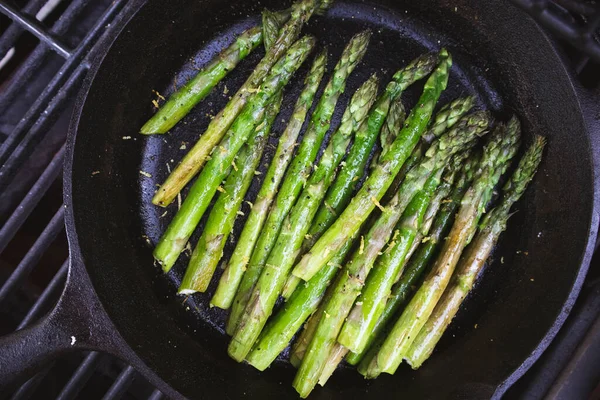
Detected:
left=1, top=0, right=599, bottom=398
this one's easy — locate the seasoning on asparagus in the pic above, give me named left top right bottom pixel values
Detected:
left=422, top=96, right=476, bottom=143
left=177, top=93, right=283, bottom=294
left=281, top=91, right=406, bottom=299
left=246, top=239, right=355, bottom=371
left=292, top=111, right=488, bottom=398
left=225, top=31, right=371, bottom=335
left=153, top=36, right=316, bottom=272
left=362, top=118, right=521, bottom=378
left=211, top=50, right=327, bottom=310
left=304, top=53, right=440, bottom=252
left=292, top=49, right=452, bottom=283
left=405, top=136, right=545, bottom=369
left=392, top=150, right=473, bottom=283
left=337, top=171, right=444, bottom=354
left=319, top=169, right=445, bottom=383
left=347, top=152, right=480, bottom=366
left=228, top=74, right=378, bottom=362
left=383, top=96, right=475, bottom=202
left=140, top=26, right=263, bottom=135
left=152, top=0, right=323, bottom=207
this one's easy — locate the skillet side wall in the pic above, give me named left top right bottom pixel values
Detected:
left=66, top=0, right=597, bottom=398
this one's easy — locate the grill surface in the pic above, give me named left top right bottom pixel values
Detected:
left=0, top=0, right=598, bottom=399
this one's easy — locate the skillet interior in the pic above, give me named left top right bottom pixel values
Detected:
left=68, top=0, right=596, bottom=398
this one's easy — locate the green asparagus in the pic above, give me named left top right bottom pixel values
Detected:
left=422, top=96, right=476, bottom=143
left=246, top=238, right=355, bottom=370
left=226, top=31, right=371, bottom=335
left=305, top=53, right=440, bottom=250
left=228, top=74, right=378, bottom=361
left=211, top=50, right=327, bottom=310
left=292, top=50, right=452, bottom=283
left=177, top=93, right=282, bottom=294
left=363, top=118, right=521, bottom=377
left=292, top=111, right=488, bottom=397
left=153, top=36, right=315, bottom=272
left=392, top=150, right=472, bottom=283
left=319, top=168, right=447, bottom=384
left=337, top=170, right=443, bottom=354
left=140, top=26, right=263, bottom=135
left=282, top=93, right=408, bottom=300
left=152, top=0, right=321, bottom=207
left=405, top=136, right=545, bottom=368
left=348, top=152, right=480, bottom=366
left=382, top=96, right=475, bottom=203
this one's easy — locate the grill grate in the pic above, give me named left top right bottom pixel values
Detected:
left=0, top=0, right=163, bottom=398
left=511, top=0, right=600, bottom=63
left=0, top=0, right=597, bottom=399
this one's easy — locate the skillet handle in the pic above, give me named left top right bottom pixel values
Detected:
left=0, top=300, right=79, bottom=387
left=0, top=258, right=126, bottom=388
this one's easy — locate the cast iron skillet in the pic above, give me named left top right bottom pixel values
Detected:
left=1, top=0, right=599, bottom=398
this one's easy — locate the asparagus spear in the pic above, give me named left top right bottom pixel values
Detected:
left=211, top=50, right=327, bottom=310
left=337, top=170, right=444, bottom=354
left=140, top=26, right=263, bottom=135
left=225, top=31, right=371, bottom=335
left=305, top=53, right=440, bottom=251
left=318, top=342, right=347, bottom=386
left=177, top=93, right=283, bottom=294
left=317, top=0, right=334, bottom=14
left=153, top=36, right=316, bottom=272
left=363, top=118, right=521, bottom=377
left=382, top=96, right=475, bottom=203
left=405, top=136, right=545, bottom=369
left=263, top=11, right=284, bottom=51
left=292, top=112, right=487, bottom=397
left=152, top=0, right=321, bottom=207
left=422, top=96, right=476, bottom=143
left=347, top=152, right=480, bottom=366
left=228, top=74, right=378, bottom=361
left=246, top=238, right=355, bottom=371
left=391, top=150, right=472, bottom=283
left=281, top=93, right=407, bottom=300
left=379, top=99, right=406, bottom=159
left=292, top=50, right=452, bottom=283
left=319, top=167, right=450, bottom=384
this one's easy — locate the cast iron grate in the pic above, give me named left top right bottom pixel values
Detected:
left=0, top=0, right=597, bottom=399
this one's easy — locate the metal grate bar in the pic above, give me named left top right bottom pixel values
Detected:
left=0, top=144, right=64, bottom=254
left=511, top=0, right=600, bottom=62
left=10, top=367, right=51, bottom=400
left=17, top=259, right=67, bottom=330
left=0, top=0, right=126, bottom=192
left=0, top=206, right=64, bottom=304
left=56, top=351, right=103, bottom=400
left=583, top=10, right=600, bottom=35
left=0, top=64, right=85, bottom=191
left=0, top=0, right=92, bottom=112
left=148, top=389, right=164, bottom=400
left=0, top=1, right=72, bottom=58
left=0, top=0, right=48, bottom=59
left=102, top=366, right=137, bottom=400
